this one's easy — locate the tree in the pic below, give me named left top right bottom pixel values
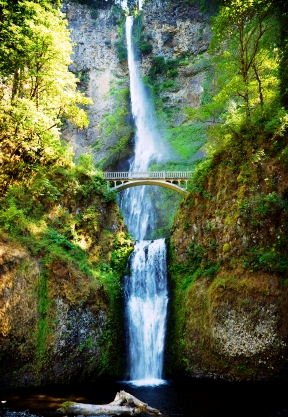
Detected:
left=0, top=1, right=92, bottom=194
left=209, top=0, right=278, bottom=120
left=273, top=0, right=288, bottom=108
left=186, top=0, right=285, bottom=152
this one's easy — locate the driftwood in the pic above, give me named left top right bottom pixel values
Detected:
left=57, top=390, right=163, bottom=416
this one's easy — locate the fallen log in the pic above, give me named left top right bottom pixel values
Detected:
left=57, top=390, right=163, bottom=416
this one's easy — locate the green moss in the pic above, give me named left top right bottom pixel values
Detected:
left=222, top=243, right=230, bottom=253
left=187, top=157, right=213, bottom=198
left=132, top=12, right=153, bottom=56
left=166, top=237, right=222, bottom=374
left=167, top=123, right=206, bottom=160
left=115, top=40, right=127, bottom=61
left=149, top=56, right=180, bottom=80
left=113, top=8, right=127, bottom=61
left=37, top=270, right=49, bottom=357
left=97, top=86, right=134, bottom=169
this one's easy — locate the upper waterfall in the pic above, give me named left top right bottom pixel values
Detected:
left=126, top=16, right=164, bottom=172
left=119, top=0, right=144, bottom=10
left=119, top=16, right=167, bottom=240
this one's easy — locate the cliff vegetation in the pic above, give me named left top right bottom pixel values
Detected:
left=0, top=0, right=133, bottom=387
left=168, top=0, right=288, bottom=380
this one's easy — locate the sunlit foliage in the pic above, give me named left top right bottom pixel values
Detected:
left=186, top=0, right=288, bottom=152
left=0, top=0, right=92, bottom=194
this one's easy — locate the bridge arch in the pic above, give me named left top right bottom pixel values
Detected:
left=110, top=179, right=187, bottom=195
left=103, top=171, right=192, bottom=196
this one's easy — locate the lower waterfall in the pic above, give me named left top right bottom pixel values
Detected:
left=124, top=239, right=168, bottom=384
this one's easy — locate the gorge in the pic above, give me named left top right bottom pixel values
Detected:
left=0, top=0, right=288, bottom=415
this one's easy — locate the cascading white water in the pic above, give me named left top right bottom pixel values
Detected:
left=125, top=239, right=168, bottom=384
left=120, top=16, right=166, bottom=240
left=121, top=16, right=168, bottom=385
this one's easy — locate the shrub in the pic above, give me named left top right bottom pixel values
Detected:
left=115, top=40, right=127, bottom=62
left=138, top=41, right=153, bottom=55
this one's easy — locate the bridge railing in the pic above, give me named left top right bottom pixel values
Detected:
left=103, top=171, right=192, bottom=180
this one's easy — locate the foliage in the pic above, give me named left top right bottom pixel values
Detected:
left=115, top=39, right=128, bottom=62
left=74, top=0, right=114, bottom=9
left=98, top=85, right=134, bottom=169
left=167, top=123, right=206, bottom=160
left=187, top=158, right=213, bottom=197
left=186, top=0, right=284, bottom=156
left=109, top=4, right=126, bottom=26
left=243, top=247, right=288, bottom=276
left=132, top=12, right=153, bottom=57
left=185, top=0, right=220, bottom=14
left=238, top=191, right=283, bottom=220
left=0, top=0, right=92, bottom=195
left=150, top=56, right=180, bottom=80
left=0, top=152, right=133, bottom=374
left=273, top=0, right=288, bottom=108
left=138, top=41, right=153, bottom=55
left=169, top=239, right=220, bottom=293
left=114, top=7, right=127, bottom=61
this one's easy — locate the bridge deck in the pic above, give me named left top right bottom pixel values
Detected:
left=103, top=171, right=192, bottom=180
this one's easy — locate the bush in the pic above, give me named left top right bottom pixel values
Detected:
left=115, top=40, right=127, bottom=62
left=138, top=41, right=153, bottom=55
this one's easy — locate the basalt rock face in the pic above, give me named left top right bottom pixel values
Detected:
left=61, top=1, right=131, bottom=166
left=0, top=197, right=132, bottom=388
left=168, top=152, right=288, bottom=381
left=142, top=0, right=210, bottom=111
left=62, top=0, right=211, bottom=168
left=0, top=236, right=106, bottom=387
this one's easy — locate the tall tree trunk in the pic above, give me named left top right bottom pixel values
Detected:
left=11, top=69, right=20, bottom=101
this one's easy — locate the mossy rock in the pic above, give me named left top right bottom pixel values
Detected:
left=222, top=243, right=231, bottom=253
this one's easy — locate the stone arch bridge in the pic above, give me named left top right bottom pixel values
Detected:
left=103, top=171, right=192, bottom=195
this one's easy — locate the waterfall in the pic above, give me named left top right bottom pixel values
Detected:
left=120, top=15, right=165, bottom=240
left=125, top=239, right=168, bottom=384
left=121, top=16, right=168, bottom=385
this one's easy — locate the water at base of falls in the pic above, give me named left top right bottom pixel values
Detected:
left=124, top=239, right=168, bottom=384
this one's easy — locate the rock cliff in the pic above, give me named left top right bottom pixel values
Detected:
left=61, top=1, right=130, bottom=165
left=168, top=148, right=288, bottom=380
left=62, top=0, right=211, bottom=170
left=0, top=192, right=133, bottom=388
left=142, top=0, right=210, bottom=110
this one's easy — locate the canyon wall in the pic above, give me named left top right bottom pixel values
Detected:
left=0, top=193, right=132, bottom=388
left=168, top=149, right=288, bottom=380
left=62, top=0, right=211, bottom=170
left=2, top=0, right=286, bottom=386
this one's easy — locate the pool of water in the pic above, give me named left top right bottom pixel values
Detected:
left=1, top=378, right=288, bottom=417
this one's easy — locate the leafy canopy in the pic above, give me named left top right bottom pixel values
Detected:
left=186, top=0, right=287, bottom=152
left=0, top=0, right=92, bottom=194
